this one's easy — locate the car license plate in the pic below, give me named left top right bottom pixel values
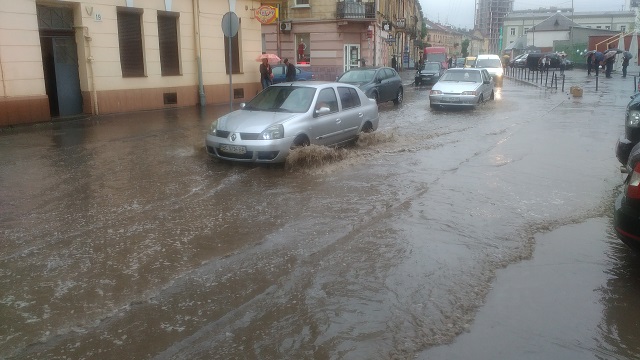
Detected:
left=442, top=97, right=459, bottom=103
left=220, top=144, right=246, bottom=154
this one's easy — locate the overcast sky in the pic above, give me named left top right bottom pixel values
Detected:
left=420, top=0, right=629, bottom=29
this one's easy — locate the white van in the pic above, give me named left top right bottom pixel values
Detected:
left=473, top=54, right=504, bottom=87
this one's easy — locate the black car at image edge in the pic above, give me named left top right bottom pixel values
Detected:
left=614, top=92, right=640, bottom=251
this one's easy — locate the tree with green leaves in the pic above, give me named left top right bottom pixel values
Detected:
left=461, top=39, right=470, bottom=58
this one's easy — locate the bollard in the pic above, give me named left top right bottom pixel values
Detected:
left=635, top=76, right=637, bottom=93
left=596, top=75, right=599, bottom=91
left=561, top=74, right=564, bottom=92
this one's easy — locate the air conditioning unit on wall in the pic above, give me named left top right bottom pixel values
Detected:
left=280, top=22, right=292, bottom=32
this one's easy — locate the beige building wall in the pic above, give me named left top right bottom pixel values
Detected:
left=0, top=0, right=262, bottom=127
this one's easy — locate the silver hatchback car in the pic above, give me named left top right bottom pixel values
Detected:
left=205, top=82, right=379, bottom=163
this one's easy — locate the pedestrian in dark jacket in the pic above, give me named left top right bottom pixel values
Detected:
left=284, top=58, right=296, bottom=82
left=586, top=52, right=593, bottom=75
left=623, top=56, right=630, bottom=78
left=259, top=58, right=273, bottom=89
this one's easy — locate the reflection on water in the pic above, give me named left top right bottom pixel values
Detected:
left=599, top=226, right=640, bottom=359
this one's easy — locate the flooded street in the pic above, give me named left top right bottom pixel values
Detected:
left=1, top=73, right=638, bottom=359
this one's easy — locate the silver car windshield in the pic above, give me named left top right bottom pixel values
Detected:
left=244, top=86, right=316, bottom=113
left=440, top=71, right=481, bottom=82
left=338, top=70, right=376, bottom=83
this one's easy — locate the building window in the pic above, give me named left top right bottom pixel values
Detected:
left=510, top=27, right=515, bottom=36
left=295, top=0, right=310, bottom=5
left=223, top=18, right=241, bottom=74
left=117, top=7, right=145, bottom=77
left=524, top=27, right=529, bottom=33
left=296, top=33, right=310, bottom=65
left=597, top=26, right=602, bottom=29
left=158, top=11, right=180, bottom=76
left=621, top=25, right=627, bottom=32
left=605, top=26, right=611, bottom=30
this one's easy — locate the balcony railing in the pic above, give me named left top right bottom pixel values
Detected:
left=336, top=1, right=375, bottom=20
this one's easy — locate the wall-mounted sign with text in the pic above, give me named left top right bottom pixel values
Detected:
left=255, top=5, right=278, bottom=25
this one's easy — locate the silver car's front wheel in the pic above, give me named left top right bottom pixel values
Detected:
left=290, top=135, right=310, bottom=149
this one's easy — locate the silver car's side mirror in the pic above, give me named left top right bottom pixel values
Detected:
left=240, top=103, right=246, bottom=109
left=314, top=107, right=331, bottom=117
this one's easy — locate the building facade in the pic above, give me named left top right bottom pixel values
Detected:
left=502, top=9, right=636, bottom=52
left=0, top=0, right=263, bottom=127
left=260, top=0, right=423, bottom=82
left=423, top=19, right=463, bottom=57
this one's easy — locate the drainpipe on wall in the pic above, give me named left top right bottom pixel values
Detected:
left=0, top=46, right=6, bottom=97
left=76, top=26, right=99, bottom=115
left=193, top=0, right=206, bottom=107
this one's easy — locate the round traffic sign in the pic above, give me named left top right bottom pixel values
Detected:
left=221, top=11, right=239, bottom=37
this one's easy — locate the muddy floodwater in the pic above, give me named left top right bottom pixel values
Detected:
left=1, top=73, right=639, bottom=359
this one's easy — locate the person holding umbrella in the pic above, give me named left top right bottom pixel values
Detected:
left=594, top=51, right=604, bottom=77
left=604, top=45, right=617, bottom=78
left=586, top=51, right=594, bottom=75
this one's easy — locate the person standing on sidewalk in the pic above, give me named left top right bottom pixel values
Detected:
left=586, top=52, right=593, bottom=76
left=284, top=58, right=296, bottom=82
left=605, top=54, right=615, bottom=78
left=622, top=56, right=630, bottom=78
left=559, top=54, right=566, bottom=76
left=259, top=58, right=273, bottom=89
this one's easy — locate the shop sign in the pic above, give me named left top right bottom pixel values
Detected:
left=255, top=5, right=278, bottom=25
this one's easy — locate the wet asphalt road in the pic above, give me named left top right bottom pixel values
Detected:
left=1, top=69, right=639, bottom=359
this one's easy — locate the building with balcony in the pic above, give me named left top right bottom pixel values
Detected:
left=260, top=0, right=423, bottom=81
left=0, top=0, right=263, bottom=127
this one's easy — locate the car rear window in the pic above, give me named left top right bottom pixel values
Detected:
left=339, top=70, right=375, bottom=83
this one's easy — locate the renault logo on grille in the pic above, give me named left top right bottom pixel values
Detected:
left=230, top=133, right=237, bottom=141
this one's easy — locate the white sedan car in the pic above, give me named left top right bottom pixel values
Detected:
left=205, top=82, right=379, bottom=163
left=429, top=68, right=495, bottom=109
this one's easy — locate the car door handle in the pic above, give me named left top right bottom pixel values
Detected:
left=336, top=118, right=341, bottom=124
left=358, top=112, right=364, bottom=117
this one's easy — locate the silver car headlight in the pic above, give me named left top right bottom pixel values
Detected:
left=209, top=120, right=218, bottom=135
left=628, top=110, right=640, bottom=127
left=260, top=124, right=284, bottom=140
left=430, top=90, right=442, bottom=95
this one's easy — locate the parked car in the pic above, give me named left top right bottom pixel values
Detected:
left=414, top=61, right=445, bottom=86
left=614, top=93, right=640, bottom=251
left=271, top=64, right=315, bottom=84
left=429, top=68, right=495, bottom=109
left=473, top=54, right=504, bottom=87
left=509, top=53, right=526, bottom=67
left=513, top=53, right=529, bottom=68
left=455, top=57, right=466, bottom=68
left=205, top=82, right=379, bottom=163
left=616, top=92, right=640, bottom=166
left=337, top=66, right=403, bottom=105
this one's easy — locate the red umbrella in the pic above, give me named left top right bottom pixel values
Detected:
left=256, top=53, right=281, bottom=63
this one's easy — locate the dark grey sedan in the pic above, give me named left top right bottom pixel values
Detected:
left=337, top=67, right=403, bottom=105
